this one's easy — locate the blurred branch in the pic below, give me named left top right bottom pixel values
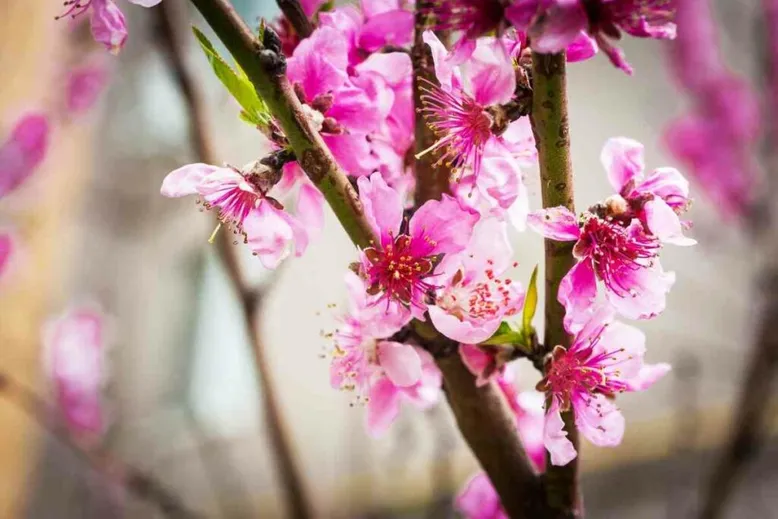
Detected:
left=154, top=3, right=314, bottom=518
left=276, top=0, right=313, bottom=38
left=699, top=3, right=778, bottom=518
left=0, top=372, right=201, bottom=519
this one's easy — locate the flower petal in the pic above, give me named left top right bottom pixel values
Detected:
left=559, top=259, right=598, bottom=335
left=409, top=194, right=479, bottom=255
left=160, top=163, right=219, bottom=198
left=627, top=363, right=672, bottom=391
left=357, top=173, right=403, bottom=245
left=544, top=398, right=578, bottom=466
left=243, top=204, right=295, bottom=269
left=90, top=0, right=128, bottom=55
left=527, top=207, right=580, bottom=241
left=0, top=113, right=49, bottom=198
left=565, top=32, right=598, bottom=62
left=644, top=198, right=696, bottom=246
left=377, top=341, right=422, bottom=387
left=572, top=393, right=625, bottom=447
left=601, top=137, right=645, bottom=192
left=455, top=473, right=505, bottom=519
left=366, top=376, right=402, bottom=436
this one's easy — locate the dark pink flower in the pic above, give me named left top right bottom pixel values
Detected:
left=0, top=113, right=50, bottom=199
left=357, top=173, right=478, bottom=317
left=528, top=207, right=674, bottom=326
left=538, top=304, right=670, bottom=465
left=161, top=161, right=324, bottom=269
left=43, top=306, right=108, bottom=438
left=57, top=0, right=162, bottom=54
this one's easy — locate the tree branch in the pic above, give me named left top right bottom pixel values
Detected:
left=155, top=3, right=313, bottom=517
left=530, top=51, right=581, bottom=518
left=0, top=372, right=201, bottom=519
left=189, top=0, right=376, bottom=248
left=276, top=0, right=313, bottom=38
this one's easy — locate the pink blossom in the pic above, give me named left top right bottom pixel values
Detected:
left=331, top=272, right=440, bottom=436
left=537, top=304, right=670, bottom=465
left=417, top=31, right=517, bottom=183
left=160, top=161, right=324, bottom=269
left=57, top=0, right=162, bottom=54
left=429, top=218, right=524, bottom=344
left=600, top=137, right=694, bottom=246
left=456, top=473, right=508, bottom=519
left=43, top=306, right=108, bottom=438
left=528, top=208, right=675, bottom=326
left=287, top=26, right=395, bottom=176
left=522, top=0, right=676, bottom=75
left=357, top=173, right=478, bottom=316
left=0, top=113, right=50, bottom=199
left=663, top=0, right=760, bottom=220
left=66, top=59, right=110, bottom=115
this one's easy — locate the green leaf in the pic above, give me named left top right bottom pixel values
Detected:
left=192, top=27, right=271, bottom=127
left=481, top=322, right=524, bottom=346
left=522, top=265, right=539, bottom=334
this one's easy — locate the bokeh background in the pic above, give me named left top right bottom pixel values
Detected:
left=1, top=0, right=777, bottom=518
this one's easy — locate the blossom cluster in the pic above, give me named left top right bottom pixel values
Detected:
left=149, top=0, right=689, bottom=515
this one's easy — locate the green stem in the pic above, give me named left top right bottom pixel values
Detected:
left=189, top=0, right=375, bottom=248
left=530, top=51, right=581, bottom=518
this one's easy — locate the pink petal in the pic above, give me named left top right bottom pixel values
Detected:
left=366, top=376, right=402, bottom=436
left=243, top=204, right=295, bottom=269
left=459, top=344, right=494, bottom=387
left=287, top=27, right=349, bottom=100
left=544, top=398, right=578, bottom=466
left=644, top=198, right=696, bottom=246
left=66, top=61, right=110, bottom=115
left=468, top=39, right=516, bottom=106
left=529, top=1, right=587, bottom=54
left=0, top=232, right=13, bottom=280
left=358, top=10, right=414, bottom=52
left=565, top=32, right=598, bottom=62
left=504, top=0, right=540, bottom=31
left=558, top=259, right=598, bottom=335
left=409, top=194, right=478, bottom=255
left=596, top=320, right=645, bottom=380
left=323, top=133, right=378, bottom=177
left=356, top=173, right=403, bottom=245
left=127, top=0, right=163, bottom=6
left=327, top=83, right=389, bottom=133
left=429, top=305, right=503, bottom=345
left=627, top=363, right=672, bottom=391
left=400, top=347, right=443, bottom=408
left=422, top=30, right=455, bottom=90
left=377, top=341, right=422, bottom=387
left=638, top=167, right=691, bottom=202
left=527, top=207, right=580, bottom=241
left=600, top=137, right=645, bottom=193
left=606, top=263, right=675, bottom=320
left=361, top=0, right=400, bottom=18
left=160, top=163, right=219, bottom=198
left=572, top=393, right=625, bottom=447
left=300, top=0, right=326, bottom=16
left=455, top=473, right=506, bottom=519
left=296, top=182, right=325, bottom=245
left=515, top=391, right=547, bottom=473
left=90, top=0, right=128, bottom=55
left=355, top=52, right=413, bottom=87
left=0, top=113, right=49, bottom=198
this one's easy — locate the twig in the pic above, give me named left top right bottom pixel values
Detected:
left=155, top=3, right=314, bottom=517
left=411, top=6, right=450, bottom=204
left=529, top=51, right=581, bottom=518
left=0, top=372, right=201, bottom=519
left=276, top=0, right=313, bottom=38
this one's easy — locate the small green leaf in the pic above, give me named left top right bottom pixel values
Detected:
left=481, top=321, right=524, bottom=346
left=192, top=27, right=271, bottom=127
left=522, top=265, right=539, bottom=334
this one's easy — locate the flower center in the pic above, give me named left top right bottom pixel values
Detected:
left=437, top=267, right=517, bottom=322
left=540, top=346, right=606, bottom=409
left=363, top=234, right=435, bottom=305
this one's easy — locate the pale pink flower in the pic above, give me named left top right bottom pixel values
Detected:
left=43, top=306, right=108, bottom=438
left=0, top=113, right=50, bottom=199
left=601, top=137, right=695, bottom=246
left=57, top=0, right=162, bottom=54
left=161, top=161, right=324, bottom=269
left=331, top=272, right=440, bottom=436
left=357, top=173, right=478, bottom=316
left=429, top=218, right=524, bottom=344
left=417, top=31, right=516, bottom=182
left=528, top=207, right=675, bottom=327
left=538, top=304, right=670, bottom=465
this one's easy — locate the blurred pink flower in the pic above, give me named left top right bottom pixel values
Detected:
left=528, top=208, right=674, bottom=327
left=43, top=306, right=107, bottom=438
left=357, top=173, right=478, bottom=316
left=538, top=304, right=670, bottom=465
left=456, top=473, right=508, bottom=519
left=601, top=137, right=694, bottom=246
left=0, top=113, right=50, bottom=199
left=57, top=0, right=162, bottom=54
left=161, top=161, right=324, bottom=269
left=0, top=232, right=13, bottom=281
left=66, top=60, right=110, bottom=115
left=331, top=272, right=440, bottom=436
left=429, top=218, right=524, bottom=344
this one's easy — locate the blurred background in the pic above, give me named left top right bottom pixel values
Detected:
left=1, top=0, right=777, bottom=518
